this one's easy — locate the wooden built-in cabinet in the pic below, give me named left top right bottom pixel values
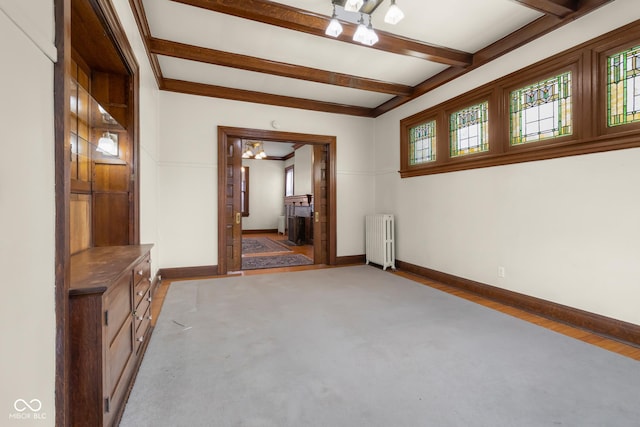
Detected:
left=69, top=58, right=132, bottom=253
left=62, top=1, right=148, bottom=426
left=69, top=245, right=153, bottom=427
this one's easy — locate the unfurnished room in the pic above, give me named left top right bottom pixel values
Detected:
left=2, top=0, right=640, bottom=426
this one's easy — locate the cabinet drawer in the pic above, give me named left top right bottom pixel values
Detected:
left=132, top=255, right=150, bottom=287
left=133, top=275, right=150, bottom=308
left=134, top=290, right=151, bottom=327
left=104, top=273, right=132, bottom=345
left=134, top=303, right=151, bottom=354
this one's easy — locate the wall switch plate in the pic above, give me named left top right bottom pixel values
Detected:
left=498, top=266, right=506, bottom=278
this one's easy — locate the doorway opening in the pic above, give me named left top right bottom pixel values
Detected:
left=218, top=127, right=336, bottom=275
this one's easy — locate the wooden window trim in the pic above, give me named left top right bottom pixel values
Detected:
left=399, top=21, right=640, bottom=178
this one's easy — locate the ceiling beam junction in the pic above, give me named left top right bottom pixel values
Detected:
left=514, top=0, right=578, bottom=18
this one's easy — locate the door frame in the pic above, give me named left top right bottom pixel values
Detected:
left=217, top=126, right=337, bottom=274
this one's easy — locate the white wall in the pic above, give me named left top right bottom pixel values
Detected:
left=373, top=0, right=640, bottom=326
left=294, top=145, right=313, bottom=195
left=0, top=2, right=55, bottom=425
left=241, top=159, right=284, bottom=230
left=112, top=0, right=161, bottom=275
left=158, top=92, right=375, bottom=268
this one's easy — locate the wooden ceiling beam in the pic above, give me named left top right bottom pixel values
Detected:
left=372, top=0, right=613, bottom=116
left=161, top=78, right=375, bottom=117
left=170, top=0, right=472, bottom=67
left=514, top=0, right=578, bottom=18
left=149, top=37, right=414, bottom=96
left=129, top=0, right=163, bottom=88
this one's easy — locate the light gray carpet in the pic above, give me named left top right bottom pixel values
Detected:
left=121, top=266, right=640, bottom=427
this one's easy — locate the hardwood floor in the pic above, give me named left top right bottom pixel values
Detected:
left=151, top=262, right=640, bottom=361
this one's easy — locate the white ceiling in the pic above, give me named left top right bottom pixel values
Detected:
left=136, top=0, right=612, bottom=118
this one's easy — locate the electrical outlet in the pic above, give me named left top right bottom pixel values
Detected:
left=498, top=266, right=506, bottom=278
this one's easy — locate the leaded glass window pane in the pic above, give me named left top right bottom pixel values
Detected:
left=510, top=72, right=572, bottom=145
left=450, top=101, right=489, bottom=157
left=608, top=45, right=640, bottom=127
left=409, top=120, right=436, bottom=164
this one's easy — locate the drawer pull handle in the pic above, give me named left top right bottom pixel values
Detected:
left=136, top=336, right=144, bottom=343
left=137, top=291, right=145, bottom=296
left=136, top=315, right=143, bottom=321
left=137, top=270, right=144, bottom=276
left=147, top=297, right=152, bottom=302
left=147, top=315, right=153, bottom=320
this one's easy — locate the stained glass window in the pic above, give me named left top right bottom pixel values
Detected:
left=450, top=101, right=489, bottom=157
left=510, top=72, right=572, bottom=145
left=409, top=120, right=436, bottom=165
left=607, top=45, right=640, bottom=127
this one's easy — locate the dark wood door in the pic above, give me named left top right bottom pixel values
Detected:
left=313, top=144, right=328, bottom=264
left=224, top=137, right=243, bottom=271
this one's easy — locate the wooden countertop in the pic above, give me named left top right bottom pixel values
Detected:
left=69, top=244, right=153, bottom=295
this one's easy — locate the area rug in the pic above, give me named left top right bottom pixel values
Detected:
left=242, top=253, right=312, bottom=270
left=242, top=237, right=292, bottom=254
left=121, top=266, right=640, bottom=427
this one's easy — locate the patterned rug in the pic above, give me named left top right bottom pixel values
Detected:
left=242, top=254, right=313, bottom=270
left=242, top=237, right=292, bottom=254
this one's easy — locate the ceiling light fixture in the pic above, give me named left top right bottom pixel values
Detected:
left=384, top=0, right=404, bottom=25
left=326, top=1, right=404, bottom=47
left=353, top=14, right=368, bottom=44
left=363, top=16, right=379, bottom=46
left=344, top=0, right=364, bottom=13
left=242, top=141, right=267, bottom=159
left=325, top=5, right=343, bottom=37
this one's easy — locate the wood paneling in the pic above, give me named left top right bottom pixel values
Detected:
left=93, top=163, right=129, bottom=192
left=93, top=193, right=130, bottom=246
left=70, top=193, right=91, bottom=254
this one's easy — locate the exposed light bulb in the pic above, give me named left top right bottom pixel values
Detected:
left=384, top=0, right=404, bottom=25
